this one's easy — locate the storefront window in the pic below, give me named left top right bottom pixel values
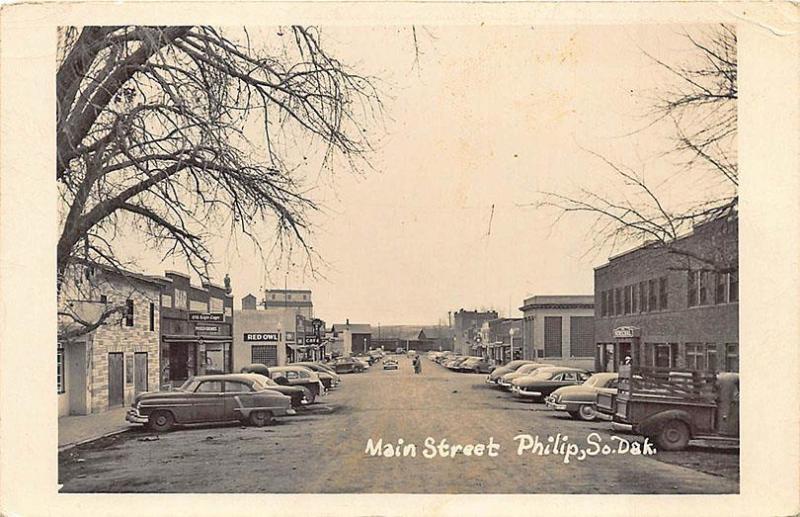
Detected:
left=706, top=344, right=718, bottom=371
left=686, top=343, right=705, bottom=370
left=654, top=344, right=671, bottom=368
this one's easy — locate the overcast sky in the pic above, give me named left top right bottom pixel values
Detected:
left=122, top=24, right=725, bottom=325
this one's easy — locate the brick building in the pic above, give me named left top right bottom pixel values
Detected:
left=485, top=318, right=523, bottom=364
left=158, top=271, right=234, bottom=389
left=519, top=295, right=595, bottom=369
left=452, top=309, right=499, bottom=355
left=594, top=214, right=738, bottom=373
left=58, top=263, right=164, bottom=416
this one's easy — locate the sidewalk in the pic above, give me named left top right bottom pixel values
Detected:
left=58, top=407, right=135, bottom=450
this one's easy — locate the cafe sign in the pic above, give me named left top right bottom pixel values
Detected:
left=613, top=326, right=640, bottom=339
left=189, top=312, right=224, bottom=322
left=244, top=332, right=280, bottom=342
left=195, top=325, right=219, bottom=334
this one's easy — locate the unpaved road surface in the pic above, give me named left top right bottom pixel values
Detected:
left=59, top=356, right=738, bottom=493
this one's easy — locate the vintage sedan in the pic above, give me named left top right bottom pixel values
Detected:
left=125, top=373, right=295, bottom=431
left=545, top=372, right=619, bottom=421
left=511, top=367, right=591, bottom=401
left=332, top=357, right=366, bottom=374
left=497, top=363, right=554, bottom=389
left=289, top=362, right=341, bottom=389
left=267, top=366, right=326, bottom=403
left=383, top=358, right=399, bottom=370
left=486, top=360, right=537, bottom=385
left=239, top=364, right=309, bottom=407
left=458, top=357, right=493, bottom=374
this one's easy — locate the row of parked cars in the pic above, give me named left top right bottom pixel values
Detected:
left=487, top=360, right=618, bottom=421
left=125, top=361, right=344, bottom=432
left=428, top=351, right=493, bottom=373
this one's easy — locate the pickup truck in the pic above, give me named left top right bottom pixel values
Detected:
left=604, top=365, right=739, bottom=451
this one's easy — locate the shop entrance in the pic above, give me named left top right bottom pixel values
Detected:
left=169, top=343, right=190, bottom=381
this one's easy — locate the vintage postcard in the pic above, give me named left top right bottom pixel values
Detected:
left=0, top=1, right=798, bottom=516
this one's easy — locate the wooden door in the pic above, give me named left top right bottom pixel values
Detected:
left=134, top=352, right=148, bottom=395
left=108, top=353, right=124, bottom=407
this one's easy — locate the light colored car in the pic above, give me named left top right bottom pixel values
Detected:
left=458, top=357, right=493, bottom=374
left=545, top=373, right=619, bottom=421
left=383, top=359, right=399, bottom=370
left=498, top=363, right=553, bottom=389
left=511, top=367, right=591, bottom=401
left=125, top=373, right=295, bottom=431
left=266, top=365, right=326, bottom=403
left=486, top=360, right=537, bottom=384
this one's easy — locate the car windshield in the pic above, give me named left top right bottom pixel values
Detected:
left=177, top=378, right=198, bottom=391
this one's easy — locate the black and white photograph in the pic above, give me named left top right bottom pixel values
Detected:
left=0, top=2, right=799, bottom=516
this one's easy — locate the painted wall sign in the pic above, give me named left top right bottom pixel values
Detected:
left=189, top=312, right=224, bottom=322
left=613, top=326, right=641, bottom=339
left=244, top=332, right=280, bottom=342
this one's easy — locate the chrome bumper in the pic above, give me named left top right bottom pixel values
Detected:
left=125, top=407, right=148, bottom=424
left=544, top=397, right=566, bottom=410
left=512, top=386, right=542, bottom=398
left=612, top=422, right=633, bottom=432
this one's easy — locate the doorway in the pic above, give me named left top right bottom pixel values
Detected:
left=134, top=352, right=148, bottom=394
left=108, top=352, right=124, bottom=407
left=169, top=343, right=189, bottom=381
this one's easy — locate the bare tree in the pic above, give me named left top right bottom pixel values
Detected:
left=541, top=24, right=737, bottom=271
left=57, top=26, right=380, bottom=339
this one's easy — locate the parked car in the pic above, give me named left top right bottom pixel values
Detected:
left=486, top=360, right=537, bottom=384
left=265, top=365, right=325, bottom=404
left=289, top=362, right=341, bottom=389
left=239, top=364, right=309, bottom=407
left=332, top=357, right=366, bottom=374
left=458, top=357, right=493, bottom=374
left=383, top=358, right=399, bottom=370
left=498, top=363, right=554, bottom=389
left=125, top=373, right=295, bottom=431
left=444, top=356, right=468, bottom=370
left=511, top=367, right=591, bottom=401
left=545, top=372, right=619, bottom=421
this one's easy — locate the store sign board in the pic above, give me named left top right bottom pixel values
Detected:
left=244, top=332, right=280, bottom=342
left=613, top=326, right=640, bottom=339
left=189, top=312, right=224, bottom=322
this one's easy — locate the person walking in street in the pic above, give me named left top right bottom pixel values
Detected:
left=413, top=354, right=422, bottom=374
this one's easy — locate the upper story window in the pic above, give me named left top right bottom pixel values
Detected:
left=623, top=285, right=633, bottom=314
left=614, top=288, right=622, bottom=315
left=690, top=269, right=737, bottom=307
left=647, top=279, right=657, bottom=312
left=57, top=348, right=65, bottom=394
left=124, top=299, right=134, bottom=327
left=149, top=302, right=155, bottom=331
left=638, top=281, right=646, bottom=313
left=659, top=277, right=668, bottom=310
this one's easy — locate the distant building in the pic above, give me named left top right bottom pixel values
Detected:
left=594, top=214, right=738, bottom=373
left=263, top=288, right=313, bottom=318
left=235, top=288, right=324, bottom=366
left=331, top=320, right=372, bottom=355
left=58, top=263, right=165, bottom=416
left=372, top=325, right=452, bottom=352
left=519, top=295, right=595, bottom=369
left=452, top=309, right=498, bottom=355
left=485, top=318, right=523, bottom=364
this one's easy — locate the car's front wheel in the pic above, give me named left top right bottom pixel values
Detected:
left=577, top=405, right=597, bottom=421
left=249, top=410, right=274, bottom=427
left=148, top=410, right=175, bottom=432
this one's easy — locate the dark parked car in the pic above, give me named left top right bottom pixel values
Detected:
left=125, top=373, right=295, bottom=431
left=545, top=373, right=619, bottom=421
left=331, top=357, right=366, bottom=374
left=511, top=367, right=591, bottom=401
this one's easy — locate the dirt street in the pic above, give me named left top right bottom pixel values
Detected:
left=59, top=356, right=738, bottom=493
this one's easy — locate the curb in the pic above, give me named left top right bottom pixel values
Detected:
left=58, top=427, right=133, bottom=453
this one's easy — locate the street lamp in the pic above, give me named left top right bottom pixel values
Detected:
left=509, top=327, right=518, bottom=362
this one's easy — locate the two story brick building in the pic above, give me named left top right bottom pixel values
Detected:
left=594, top=214, right=738, bottom=373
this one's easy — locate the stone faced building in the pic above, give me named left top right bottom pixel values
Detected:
left=519, top=296, right=595, bottom=369
left=58, top=264, right=164, bottom=416
left=594, top=214, right=738, bottom=373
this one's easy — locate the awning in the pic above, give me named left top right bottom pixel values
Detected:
left=162, top=334, right=232, bottom=343
left=287, top=344, right=320, bottom=351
